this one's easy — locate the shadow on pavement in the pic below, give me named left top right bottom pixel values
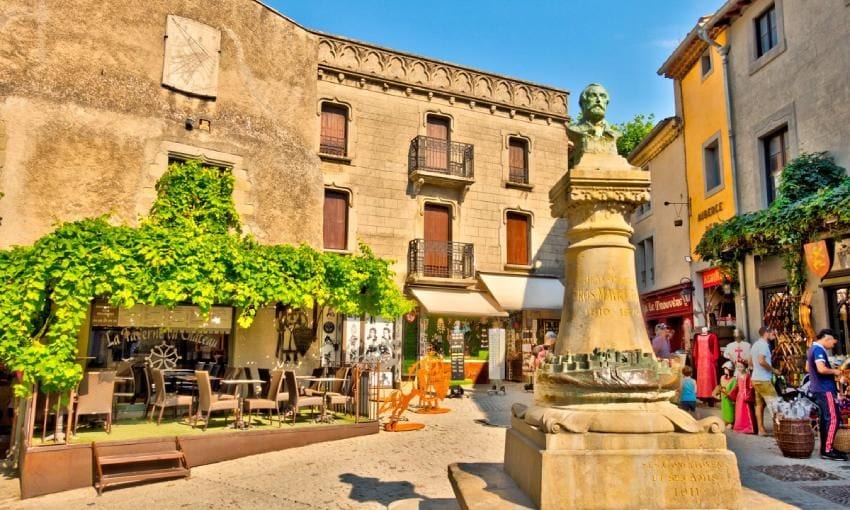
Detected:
left=340, top=472, right=457, bottom=508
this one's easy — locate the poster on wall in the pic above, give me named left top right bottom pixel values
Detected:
left=488, top=328, right=506, bottom=381
left=364, top=316, right=395, bottom=361
left=344, top=315, right=361, bottom=364
left=450, top=330, right=465, bottom=380
left=321, top=308, right=341, bottom=367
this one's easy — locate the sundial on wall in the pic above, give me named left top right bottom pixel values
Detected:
left=162, top=15, right=221, bottom=98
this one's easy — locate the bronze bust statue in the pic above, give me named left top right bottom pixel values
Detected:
left=568, top=83, right=620, bottom=168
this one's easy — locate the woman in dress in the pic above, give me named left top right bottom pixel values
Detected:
left=719, top=361, right=736, bottom=428
left=727, top=361, right=754, bottom=434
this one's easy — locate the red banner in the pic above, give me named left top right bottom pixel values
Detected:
left=804, top=240, right=830, bottom=279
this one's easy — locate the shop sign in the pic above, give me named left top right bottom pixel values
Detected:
left=91, top=301, right=119, bottom=327
left=697, top=201, right=723, bottom=222
left=702, top=268, right=724, bottom=288
left=804, top=240, right=830, bottom=278
left=113, top=304, right=232, bottom=330
left=450, top=330, right=464, bottom=380
left=641, top=291, right=692, bottom=318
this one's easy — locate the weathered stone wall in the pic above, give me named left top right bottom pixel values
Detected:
left=0, top=0, right=323, bottom=248
left=317, top=73, right=569, bottom=286
left=725, top=0, right=850, bottom=336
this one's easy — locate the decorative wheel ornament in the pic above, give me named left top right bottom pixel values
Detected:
left=145, top=342, right=181, bottom=369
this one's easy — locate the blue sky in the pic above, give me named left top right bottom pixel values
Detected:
left=268, top=0, right=725, bottom=125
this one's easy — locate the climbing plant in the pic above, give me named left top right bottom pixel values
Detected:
left=0, top=160, right=411, bottom=395
left=696, top=152, right=849, bottom=295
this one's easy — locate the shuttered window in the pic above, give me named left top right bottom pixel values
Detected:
left=508, top=138, right=529, bottom=184
left=506, top=212, right=530, bottom=266
left=320, top=104, right=348, bottom=156
left=323, top=189, right=348, bottom=250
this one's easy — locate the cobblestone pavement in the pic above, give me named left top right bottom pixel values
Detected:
left=0, top=385, right=844, bottom=509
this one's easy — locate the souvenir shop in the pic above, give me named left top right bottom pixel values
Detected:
left=639, top=281, right=695, bottom=353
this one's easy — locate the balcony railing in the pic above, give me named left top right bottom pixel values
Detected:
left=320, top=135, right=347, bottom=157
left=408, top=136, right=474, bottom=179
left=509, top=165, right=529, bottom=185
left=408, top=239, right=474, bottom=280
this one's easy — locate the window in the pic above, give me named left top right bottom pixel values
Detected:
left=323, top=189, right=349, bottom=250
left=508, top=138, right=529, bottom=185
left=703, top=139, right=722, bottom=193
left=506, top=212, right=530, bottom=266
left=634, top=165, right=652, bottom=218
left=755, top=5, right=778, bottom=57
left=320, top=104, right=348, bottom=156
left=635, top=237, right=654, bottom=289
left=700, top=51, right=712, bottom=77
left=763, top=126, right=789, bottom=204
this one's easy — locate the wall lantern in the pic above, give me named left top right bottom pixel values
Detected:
left=680, top=277, right=694, bottom=304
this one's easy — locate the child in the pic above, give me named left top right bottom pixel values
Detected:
left=719, top=361, right=736, bottom=429
left=727, top=361, right=754, bottom=434
left=679, top=366, right=697, bottom=414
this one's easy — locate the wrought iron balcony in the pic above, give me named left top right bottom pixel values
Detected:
left=408, top=136, right=474, bottom=191
left=407, top=239, right=475, bottom=281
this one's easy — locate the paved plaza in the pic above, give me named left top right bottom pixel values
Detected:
left=1, top=384, right=848, bottom=509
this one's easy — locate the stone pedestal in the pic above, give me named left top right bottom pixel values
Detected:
left=504, top=415, right=742, bottom=509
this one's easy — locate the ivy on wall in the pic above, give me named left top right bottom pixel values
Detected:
left=696, top=152, right=848, bottom=295
left=0, top=160, right=412, bottom=395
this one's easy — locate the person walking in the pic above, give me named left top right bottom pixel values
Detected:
left=750, top=326, right=779, bottom=436
left=807, top=329, right=847, bottom=461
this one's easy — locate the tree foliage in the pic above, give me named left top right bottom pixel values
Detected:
left=617, top=113, right=656, bottom=158
left=696, top=152, right=848, bottom=294
left=0, top=160, right=412, bottom=395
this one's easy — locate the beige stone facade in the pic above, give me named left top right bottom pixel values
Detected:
left=315, top=34, right=570, bottom=288
left=0, top=1, right=571, bottom=370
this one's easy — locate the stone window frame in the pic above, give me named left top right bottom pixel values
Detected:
left=420, top=110, right=456, bottom=137
left=317, top=97, right=355, bottom=164
left=748, top=0, right=787, bottom=75
left=144, top=142, right=255, bottom=235
left=415, top=196, right=460, bottom=242
left=702, top=132, right=725, bottom=198
left=502, top=207, right=534, bottom=272
left=753, top=103, right=798, bottom=209
left=700, top=48, right=714, bottom=81
left=503, top=133, right=534, bottom=191
left=322, top=183, right=356, bottom=254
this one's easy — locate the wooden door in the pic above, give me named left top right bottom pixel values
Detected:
left=323, top=190, right=348, bottom=250
left=424, top=204, right=451, bottom=277
left=426, top=116, right=450, bottom=171
left=320, top=105, right=347, bottom=156
left=506, top=213, right=529, bottom=266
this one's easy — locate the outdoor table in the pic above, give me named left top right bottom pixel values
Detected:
left=220, top=379, right=264, bottom=429
left=311, top=377, right=345, bottom=423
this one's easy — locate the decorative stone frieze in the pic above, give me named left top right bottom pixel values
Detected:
left=317, top=35, right=568, bottom=119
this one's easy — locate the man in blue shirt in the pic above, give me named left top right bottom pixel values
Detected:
left=651, top=323, right=671, bottom=360
left=808, top=328, right=847, bottom=461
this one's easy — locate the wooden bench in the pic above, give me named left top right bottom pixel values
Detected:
left=93, top=439, right=190, bottom=494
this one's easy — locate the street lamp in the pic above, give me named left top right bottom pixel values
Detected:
left=680, top=277, right=694, bottom=304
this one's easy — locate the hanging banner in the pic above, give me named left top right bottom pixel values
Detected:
left=804, top=240, right=830, bottom=278
left=450, top=330, right=465, bottom=380
left=320, top=308, right=341, bottom=367
left=488, top=328, right=506, bottom=381
left=344, top=315, right=361, bottom=364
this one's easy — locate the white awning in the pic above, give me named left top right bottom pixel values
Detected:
left=409, top=287, right=508, bottom=317
left=479, top=273, right=564, bottom=311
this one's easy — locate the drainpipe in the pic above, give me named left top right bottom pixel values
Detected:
left=697, top=27, right=750, bottom=339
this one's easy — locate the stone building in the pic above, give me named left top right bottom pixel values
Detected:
left=314, top=33, right=570, bottom=379
left=0, top=0, right=570, bottom=378
left=709, top=0, right=850, bottom=343
left=658, top=18, right=739, bottom=341
left=628, top=118, right=693, bottom=352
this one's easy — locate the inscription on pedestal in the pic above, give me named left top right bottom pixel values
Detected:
left=571, top=273, right=642, bottom=320
left=642, top=458, right=736, bottom=503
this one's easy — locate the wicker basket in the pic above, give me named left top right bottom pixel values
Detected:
left=775, top=418, right=814, bottom=458
left=834, top=426, right=850, bottom=453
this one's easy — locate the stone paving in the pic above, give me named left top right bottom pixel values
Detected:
left=0, top=384, right=845, bottom=509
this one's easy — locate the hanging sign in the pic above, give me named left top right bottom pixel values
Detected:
left=450, top=331, right=465, bottom=380
left=804, top=240, right=831, bottom=278
left=702, top=268, right=724, bottom=288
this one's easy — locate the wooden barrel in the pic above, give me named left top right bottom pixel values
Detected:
left=775, top=418, right=814, bottom=458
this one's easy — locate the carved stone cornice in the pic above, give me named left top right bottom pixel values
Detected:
left=627, top=116, right=682, bottom=168
left=550, top=161, right=651, bottom=218
left=316, top=34, right=569, bottom=119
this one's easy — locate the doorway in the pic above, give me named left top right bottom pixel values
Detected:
left=826, top=285, right=850, bottom=355
left=425, top=116, right=450, bottom=172
left=424, top=203, right=451, bottom=277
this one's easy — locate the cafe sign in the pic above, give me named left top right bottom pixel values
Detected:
left=702, top=267, right=725, bottom=288
left=641, top=289, right=692, bottom=320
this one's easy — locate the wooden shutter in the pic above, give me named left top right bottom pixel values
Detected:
left=323, top=190, right=348, bottom=250
left=425, top=116, right=450, bottom=171
left=320, top=105, right=347, bottom=156
left=424, top=204, right=451, bottom=277
left=509, top=139, right=528, bottom=183
left=506, top=213, right=530, bottom=266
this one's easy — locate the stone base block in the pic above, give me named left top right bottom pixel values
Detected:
left=504, top=418, right=742, bottom=509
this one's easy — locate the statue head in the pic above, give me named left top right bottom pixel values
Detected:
left=578, top=83, right=610, bottom=124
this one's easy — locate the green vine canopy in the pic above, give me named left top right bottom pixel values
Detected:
left=696, top=152, right=848, bottom=294
left=0, top=160, right=412, bottom=395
